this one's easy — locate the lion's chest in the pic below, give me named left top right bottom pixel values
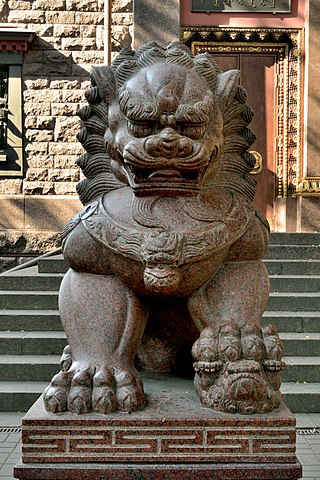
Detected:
left=81, top=192, right=248, bottom=263
left=75, top=189, right=255, bottom=296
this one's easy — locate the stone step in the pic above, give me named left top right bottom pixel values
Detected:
left=1, top=310, right=318, bottom=337
left=267, top=292, right=320, bottom=312
left=0, top=266, right=63, bottom=291
left=0, top=309, right=318, bottom=338
left=262, top=311, right=320, bottom=333
left=0, top=355, right=60, bottom=382
left=3, top=271, right=320, bottom=295
left=38, top=256, right=68, bottom=274
left=265, top=259, right=320, bottom=275
left=0, top=381, right=48, bottom=412
left=269, top=233, right=320, bottom=245
left=1, top=329, right=318, bottom=358
left=0, top=309, right=62, bottom=331
left=0, top=331, right=67, bottom=355
left=280, top=333, right=320, bottom=356
left=0, top=291, right=58, bottom=310
left=269, top=275, right=320, bottom=292
left=282, top=356, right=320, bottom=383
left=2, top=267, right=320, bottom=294
left=37, top=249, right=320, bottom=274
left=6, top=270, right=320, bottom=292
left=281, top=382, right=320, bottom=413
left=265, top=244, right=320, bottom=260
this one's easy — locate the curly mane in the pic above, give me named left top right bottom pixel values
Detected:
left=75, top=41, right=257, bottom=205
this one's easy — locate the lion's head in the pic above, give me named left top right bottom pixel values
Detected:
left=107, top=60, right=223, bottom=196
left=76, top=42, right=257, bottom=204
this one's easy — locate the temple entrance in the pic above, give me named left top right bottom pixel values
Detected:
left=183, top=28, right=303, bottom=231
left=207, top=51, right=277, bottom=224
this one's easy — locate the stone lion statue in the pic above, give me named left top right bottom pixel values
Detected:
left=44, top=42, right=285, bottom=416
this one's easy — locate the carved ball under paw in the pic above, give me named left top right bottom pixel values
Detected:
left=192, top=322, right=285, bottom=414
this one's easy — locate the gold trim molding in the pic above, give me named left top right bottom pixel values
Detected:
left=181, top=27, right=304, bottom=198
left=295, top=178, right=320, bottom=196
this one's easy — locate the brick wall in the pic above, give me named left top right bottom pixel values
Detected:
left=0, top=0, right=133, bottom=271
left=0, top=0, right=132, bottom=195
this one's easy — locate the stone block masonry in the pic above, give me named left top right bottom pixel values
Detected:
left=0, top=0, right=132, bottom=270
left=10, top=0, right=131, bottom=196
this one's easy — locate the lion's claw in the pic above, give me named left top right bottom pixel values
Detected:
left=44, top=361, right=144, bottom=415
left=92, top=387, right=116, bottom=414
left=44, top=388, right=68, bottom=413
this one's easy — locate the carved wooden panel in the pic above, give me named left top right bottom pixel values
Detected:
left=182, top=28, right=304, bottom=204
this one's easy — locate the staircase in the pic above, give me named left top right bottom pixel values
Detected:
left=0, top=233, right=319, bottom=412
left=0, top=258, right=65, bottom=412
left=263, top=233, right=320, bottom=413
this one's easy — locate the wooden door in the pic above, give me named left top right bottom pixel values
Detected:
left=210, top=52, right=277, bottom=225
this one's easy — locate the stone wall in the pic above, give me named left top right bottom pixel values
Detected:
left=0, top=0, right=133, bottom=271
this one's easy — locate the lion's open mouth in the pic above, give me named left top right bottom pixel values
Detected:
left=130, top=165, right=202, bottom=184
left=127, top=168, right=204, bottom=195
left=122, top=146, right=210, bottom=195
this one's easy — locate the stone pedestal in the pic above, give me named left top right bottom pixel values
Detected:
left=14, top=373, right=302, bottom=480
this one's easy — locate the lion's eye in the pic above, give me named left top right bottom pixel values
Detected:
left=128, top=122, right=155, bottom=138
left=180, top=125, right=206, bottom=140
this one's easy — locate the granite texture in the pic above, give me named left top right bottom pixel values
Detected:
left=14, top=460, right=303, bottom=480
left=22, top=375, right=298, bottom=465
left=42, top=43, right=282, bottom=418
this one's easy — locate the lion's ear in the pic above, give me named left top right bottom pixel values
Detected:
left=216, top=70, right=240, bottom=111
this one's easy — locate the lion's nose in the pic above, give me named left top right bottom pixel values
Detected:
left=145, top=131, right=193, bottom=158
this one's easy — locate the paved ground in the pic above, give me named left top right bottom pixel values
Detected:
left=295, top=414, right=320, bottom=480
left=0, top=412, right=319, bottom=480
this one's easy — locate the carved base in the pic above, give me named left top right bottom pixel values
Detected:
left=14, top=373, right=302, bottom=479
left=14, top=460, right=302, bottom=480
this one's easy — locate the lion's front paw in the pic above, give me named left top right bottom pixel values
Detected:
left=192, top=322, right=285, bottom=414
left=44, top=357, right=144, bottom=415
